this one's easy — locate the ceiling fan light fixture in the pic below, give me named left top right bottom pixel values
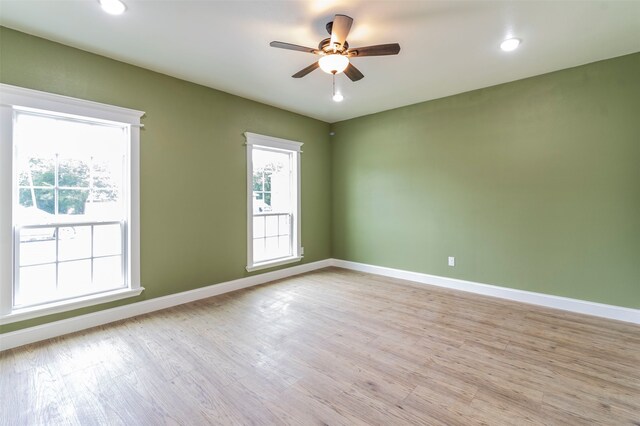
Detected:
left=332, top=92, right=344, bottom=102
left=319, top=54, right=349, bottom=74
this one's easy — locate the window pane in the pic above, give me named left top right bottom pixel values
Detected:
left=59, top=189, right=90, bottom=216
left=58, top=260, right=92, bottom=297
left=279, top=236, right=291, bottom=254
left=59, top=157, right=90, bottom=187
left=17, top=189, right=56, bottom=217
left=17, top=204, right=56, bottom=227
left=93, top=256, right=124, bottom=289
left=265, top=215, right=278, bottom=237
left=19, top=229, right=56, bottom=265
left=94, top=224, right=122, bottom=257
left=278, top=214, right=289, bottom=234
left=18, top=189, right=34, bottom=208
left=253, top=216, right=265, bottom=238
left=16, top=264, right=57, bottom=307
left=253, top=239, right=266, bottom=263
left=93, top=157, right=123, bottom=189
left=58, top=226, right=91, bottom=261
left=265, top=237, right=279, bottom=255
left=253, top=172, right=263, bottom=191
left=86, top=189, right=123, bottom=219
left=18, top=157, right=55, bottom=187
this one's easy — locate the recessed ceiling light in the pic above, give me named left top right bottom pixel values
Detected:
left=500, top=38, right=521, bottom=52
left=99, top=0, right=126, bottom=15
left=332, top=92, right=344, bottom=102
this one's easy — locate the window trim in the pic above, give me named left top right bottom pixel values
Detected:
left=0, top=83, right=144, bottom=324
left=245, top=132, right=303, bottom=272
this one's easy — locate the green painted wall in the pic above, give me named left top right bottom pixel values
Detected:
left=332, top=53, right=640, bottom=309
left=0, top=27, right=332, bottom=333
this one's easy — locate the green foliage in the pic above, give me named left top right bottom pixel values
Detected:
left=19, top=157, right=118, bottom=215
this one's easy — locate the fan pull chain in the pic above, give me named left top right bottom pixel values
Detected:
left=333, top=73, right=336, bottom=97
left=331, top=72, right=343, bottom=102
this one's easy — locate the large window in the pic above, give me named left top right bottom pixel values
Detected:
left=0, top=84, right=143, bottom=323
left=245, top=132, right=302, bottom=271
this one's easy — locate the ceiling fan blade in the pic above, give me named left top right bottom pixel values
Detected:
left=330, top=14, right=353, bottom=50
left=292, top=61, right=319, bottom=78
left=270, top=41, right=318, bottom=54
left=350, top=43, right=401, bottom=57
left=344, top=63, right=364, bottom=82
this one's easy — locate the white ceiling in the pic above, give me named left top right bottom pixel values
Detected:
left=1, top=0, right=639, bottom=123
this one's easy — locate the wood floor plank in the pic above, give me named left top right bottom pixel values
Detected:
left=2, top=267, right=638, bottom=424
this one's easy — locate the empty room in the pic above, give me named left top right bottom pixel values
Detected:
left=0, top=0, right=639, bottom=424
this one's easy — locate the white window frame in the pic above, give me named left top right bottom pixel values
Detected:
left=0, top=83, right=144, bottom=324
left=245, top=132, right=302, bottom=272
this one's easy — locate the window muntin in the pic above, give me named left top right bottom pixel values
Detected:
left=245, top=133, right=302, bottom=271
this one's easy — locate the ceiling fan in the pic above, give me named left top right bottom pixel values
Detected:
left=270, top=14, right=401, bottom=82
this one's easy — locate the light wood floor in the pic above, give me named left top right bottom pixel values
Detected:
left=1, top=267, right=639, bottom=425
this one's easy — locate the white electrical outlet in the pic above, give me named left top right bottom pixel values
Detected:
left=448, top=256, right=455, bottom=267
left=300, top=247, right=305, bottom=256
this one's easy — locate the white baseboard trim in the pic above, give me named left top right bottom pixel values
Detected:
left=0, top=259, right=332, bottom=351
left=331, top=259, right=640, bottom=325
left=3, top=257, right=637, bottom=351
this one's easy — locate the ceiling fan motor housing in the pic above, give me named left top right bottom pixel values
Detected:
left=319, top=38, right=349, bottom=54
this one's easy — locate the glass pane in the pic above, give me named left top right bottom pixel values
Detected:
left=93, top=256, right=124, bottom=289
left=253, top=216, right=265, bottom=238
left=265, top=236, right=279, bottom=255
left=279, top=236, right=291, bottom=255
left=16, top=199, right=55, bottom=225
left=94, top=224, right=122, bottom=257
left=20, top=157, right=55, bottom=187
left=264, top=193, right=272, bottom=209
left=278, top=214, right=290, bottom=235
left=264, top=172, right=272, bottom=192
left=253, top=238, right=266, bottom=263
left=16, top=264, right=57, bottom=307
left=253, top=172, right=263, bottom=191
left=86, top=189, right=122, bottom=219
left=265, top=215, right=278, bottom=237
left=58, top=260, right=92, bottom=297
left=58, top=225, right=91, bottom=261
left=18, top=189, right=34, bottom=208
left=59, top=189, right=90, bottom=216
left=93, top=157, right=123, bottom=189
left=254, top=192, right=269, bottom=214
left=19, top=229, right=56, bottom=265
left=34, top=189, right=56, bottom=216
left=59, top=157, right=90, bottom=187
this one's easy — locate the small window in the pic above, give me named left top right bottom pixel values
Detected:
left=245, top=132, right=302, bottom=271
left=0, top=84, right=144, bottom=323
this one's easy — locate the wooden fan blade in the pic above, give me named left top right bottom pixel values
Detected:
left=270, top=41, right=318, bottom=54
left=344, top=63, right=364, bottom=81
left=292, top=61, right=319, bottom=78
left=330, top=14, right=353, bottom=49
left=350, top=43, right=401, bottom=57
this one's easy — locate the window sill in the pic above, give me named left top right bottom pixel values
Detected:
left=246, top=256, right=302, bottom=272
left=0, top=287, right=144, bottom=325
